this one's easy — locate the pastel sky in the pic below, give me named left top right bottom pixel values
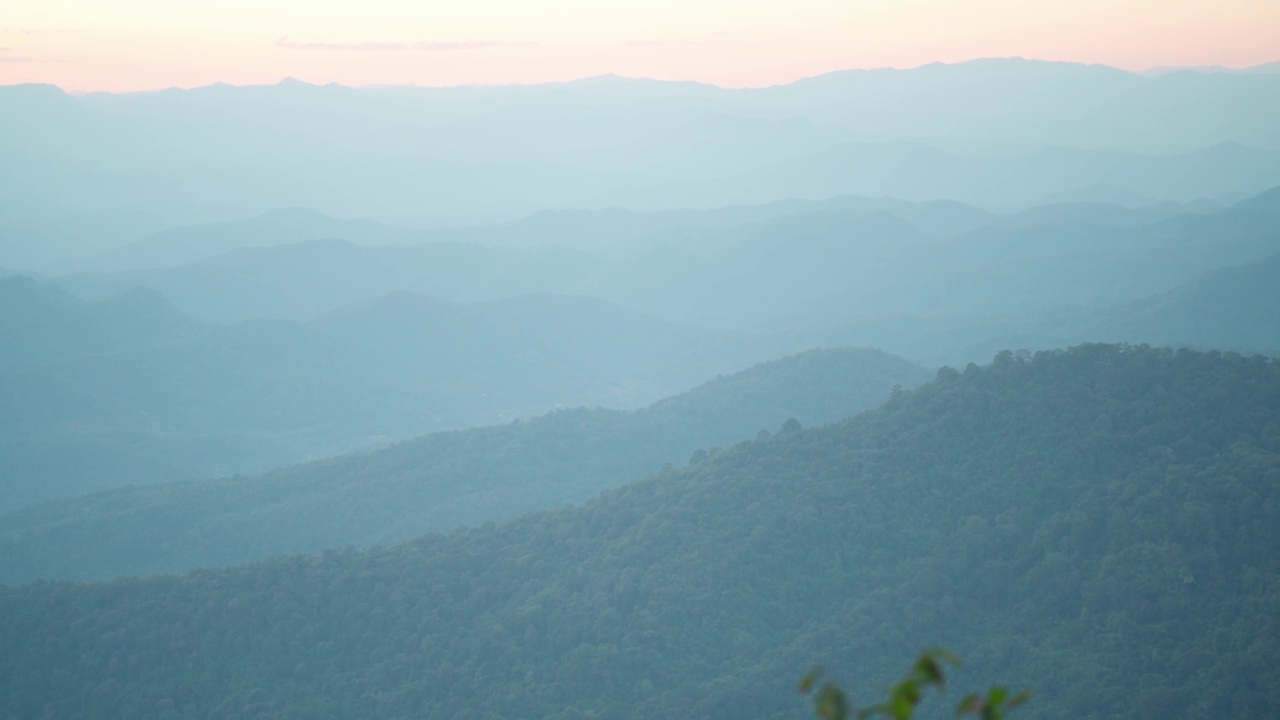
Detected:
left=2, top=0, right=1278, bottom=92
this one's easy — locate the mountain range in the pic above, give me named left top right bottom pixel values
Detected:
left=4, top=58, right=1280, bottom=268
left=2, top=345, right=1275, bottom=719
left=0, top=279, right=766, bottom=511
left=0, top=347, right=929, bottom=584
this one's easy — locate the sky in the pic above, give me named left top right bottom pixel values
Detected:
left=2, top=0, right=1278, bottom=92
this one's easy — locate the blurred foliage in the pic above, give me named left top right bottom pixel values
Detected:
left=802, top=650, right=1029, bottom=720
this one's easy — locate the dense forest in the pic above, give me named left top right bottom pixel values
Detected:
left=3, top=344, right=1277, bottom=719
left=0, top=347, right=929, bottom=583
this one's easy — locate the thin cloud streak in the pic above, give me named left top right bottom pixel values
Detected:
left=275, top=36, right=406, bottom=52
left=413, top=40, right=537, bottom=51
left=275, top=36, right=536, bottom=52
left=624, top=38, right=724, bottom=48
left=0, top=48, right=34, bottom=63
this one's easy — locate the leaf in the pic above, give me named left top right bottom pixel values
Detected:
left=800, top=671, right=819, bottom=694
left=917, top=656, right=944, bottom=687
left=956, top=694, right=982, bottom=715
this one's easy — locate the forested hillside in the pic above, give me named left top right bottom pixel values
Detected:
left=0, top=347, right=929, bottom=583
left=3, top=344, right=1276, bottom=720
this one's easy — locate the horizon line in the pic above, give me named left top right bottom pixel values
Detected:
left=5, top=55, right=1279, bottom=97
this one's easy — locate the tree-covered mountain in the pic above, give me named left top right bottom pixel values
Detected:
left=0, top=281, right=767, bottom=511
left=0, top=347, right=929, bottom=584
left=2, top=344, right=1276, bottom=719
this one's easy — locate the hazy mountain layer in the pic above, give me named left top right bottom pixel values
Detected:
left=4, top=58, right=1280, bottom=266
left=772, top=248, right=1280, bottom=369
left=0, top=282, right=765, bottom=511
left=1, top=345, right=1276, bottom=720
left=1087, top=252, right=1280, bottom=355
left=0, top=347, right=929, bottom=584
left=49, top=189, right=1275, bottom=334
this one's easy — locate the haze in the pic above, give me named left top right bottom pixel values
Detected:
left=2, top=0, right=1278, bottom=90
left=2, top=2, right=1280, bottom=720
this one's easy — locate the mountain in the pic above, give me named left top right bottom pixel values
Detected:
left=0, top=347, right=930, bottom=584
left=1038, top=184, right=1159, bottom=208
left=578, top=209, right=931, bottom=327
left=1, top=345, right=1277, bottom=720
left=597, top=141, right=1280, bottom=211
left=42, top=185, right=1276, bottom=368
left=50, top=195, right=1000, bottom=324
left=56, top=239, right=604, bottom=323
left=763, top=231, right=1280, bottom=369
left=1230, top=184, right=1280, bottom=214
left=5, top=59, right=1280, bottom=265
left=0, top=276, right=196, bottom=368
left=53, top=188, right=1271, bottom=353
left=994, top=201, right=1198, bottom=230
left=1088, top=252, right=1280, bottom=355
left=0, top=284, right=763, bottom=511
left=584, top=190, right=1280, bottom=334
left=772, top=58, right=1280, bottom=151
left=74, top=208, right=428, bottom=273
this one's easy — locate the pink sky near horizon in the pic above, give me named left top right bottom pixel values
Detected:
left=1, top=0, right=1278, bottom=92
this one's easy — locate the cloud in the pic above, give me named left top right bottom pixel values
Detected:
left=275, top=36, right=407, bottom=52
left=624, top=38, right=720, bottom=48
left=2, top=28, right=82, bottom=36
left=412, top=40, right=537, bottom=51
left=275, top=36, right=537, bottom=52
left=0, top=48, right=34, bottom=63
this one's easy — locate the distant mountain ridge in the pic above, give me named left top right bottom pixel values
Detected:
left=4, top=57, right=1280, bottom=266
left=43, top=186, right=1280, bottom=360
left=1088, top=252, right=1280, bottom=355
left=78, top=207, right=428, bottom=272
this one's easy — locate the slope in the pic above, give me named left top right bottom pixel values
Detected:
left=1087, top=252, right=1280, bottom=355
left=75, top=207, right=429, bottom=273
left=581, top=189, right=1280, bottom=332
left=1, top=344, right=1276, bottom=720
left=56, top=239, right=604, bottom=324
left=0, top=285, right=762, bottom=511
left=0, top=275, right=196, bottom=368
left=0, top=347, right=929, bottom=583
